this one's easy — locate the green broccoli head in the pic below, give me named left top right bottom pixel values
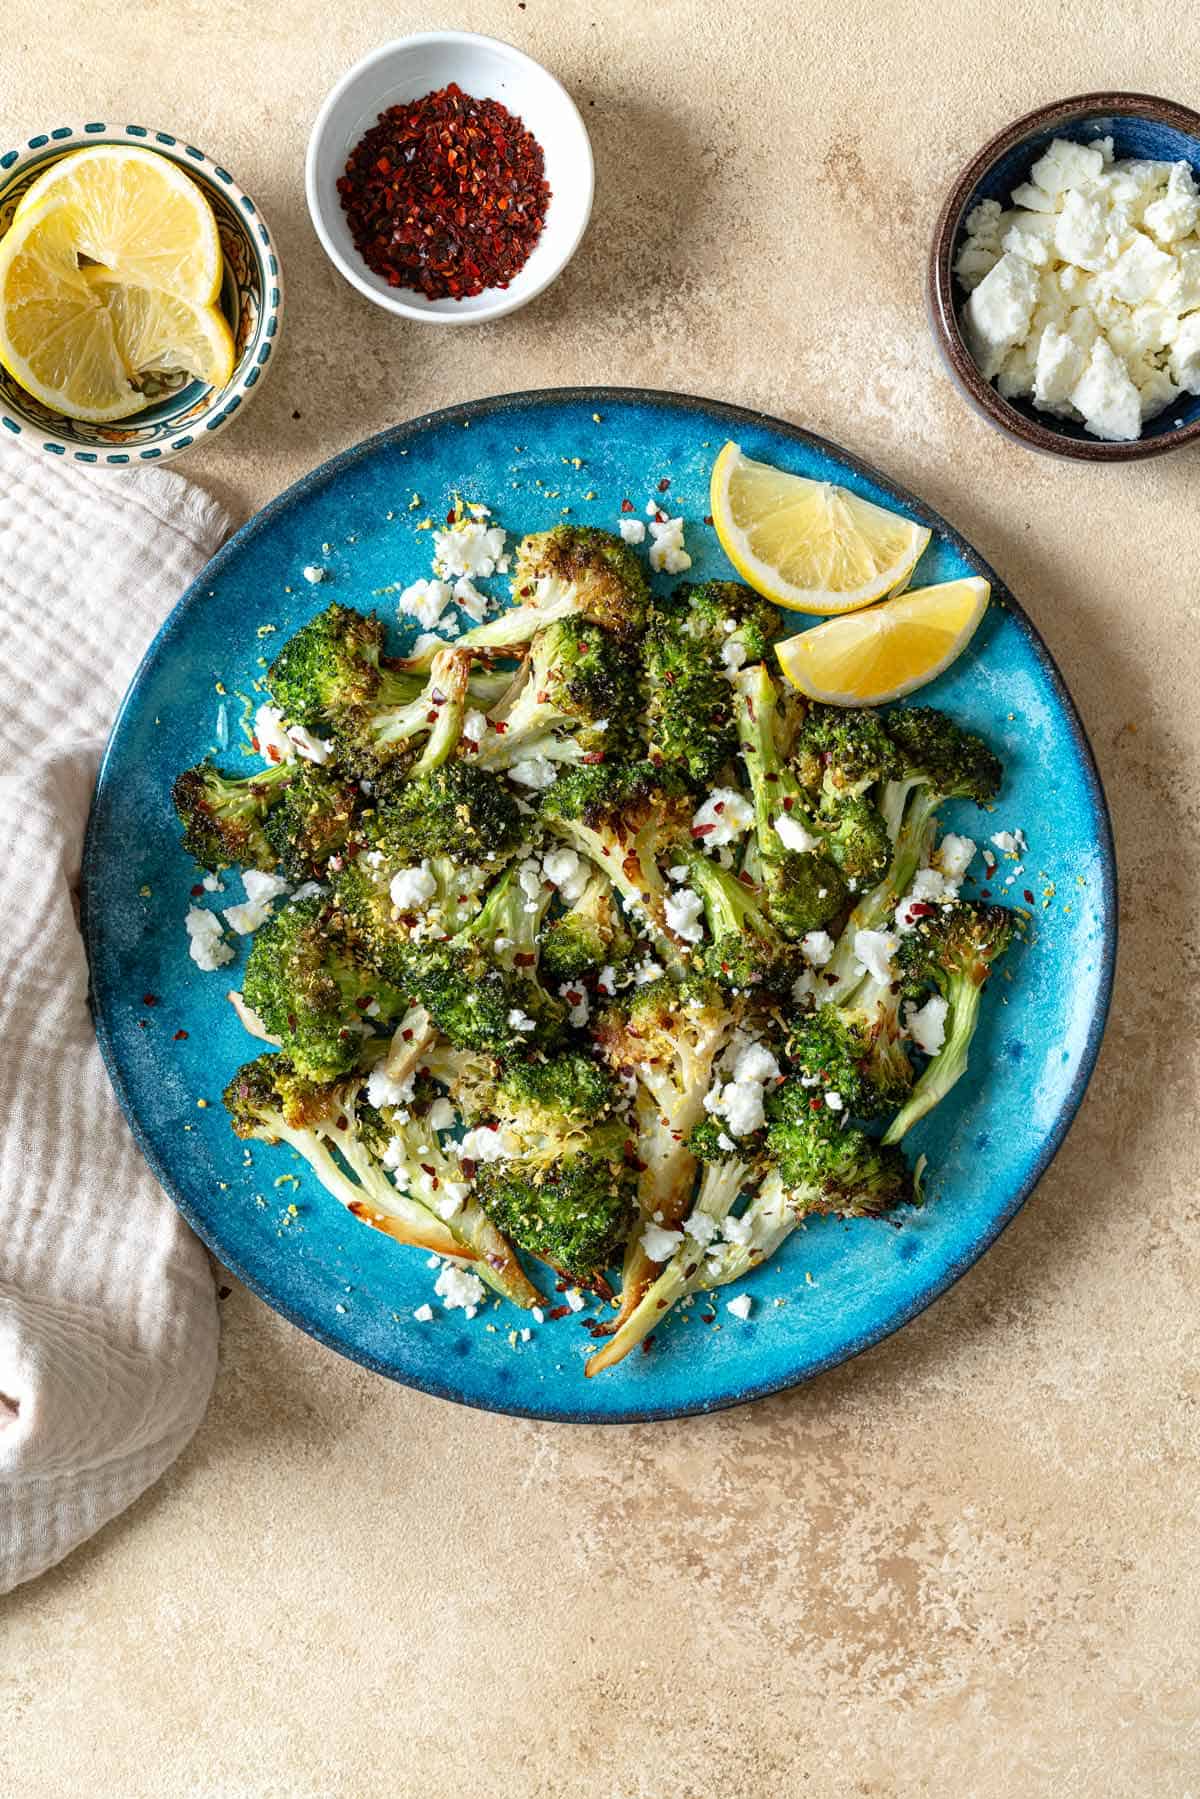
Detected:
left=818, top=794, right=892, bottom=888
left=785, top=1008, right=907, bottom=1120
left=494, top=1050, right=620, bottom=1140
left=642, top=609, right=737, bottom=785
left=172, top=756, right=295, bottom=872
left=262, top=760, right=361, bottom=881
left=896, top=899, right=1016, bottom=1002
left=683, top=850, right=803, bottom=993
left=538, top=867, right=635, bottom=982
left=764, top=1083, right=914, bottom=1216
left=366, top=760, right=524, bottom=863
left=670, top=579, right=779, bottom=662
left=267, top=604, right=420, bottom=729
left=758, top=849, right=847, bottom=940
left=474, top=618, right=638, bottom=767
left=511, top=525, right=651, bottom=640
left=791, top=702, right=900, bottom=800
left=473, top=1120, right=635, bottom=1289
left=885, top=706, right=1003, bottom=805
left=330, top=647, right=471, bottom=781
left=399, top=942, right=565, bottom=1056
left=241, top=895, right=407, bottom=1081
left=540, top=757, right=688, bottom=832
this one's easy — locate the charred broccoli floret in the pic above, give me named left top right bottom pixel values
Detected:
left=366, top=759, right=524, bottom=863
left=764, top=1083, right=914, bottom=1217
left=241, top=895, right=407, bottom=1080
left=172, top=756, right=295, bottom=872
left=786, top=1007, right=911, bottom=1120
left=540, top=760, right=693, bottom=965
left=267, top=603, right=422, bottom=729
left=671, top=579, right=778, bottom=663
left=473, top=619, right=636, bottom=768
left=473, top=1120, right=636, bottom=1293
left=681, top=848, right=803, bottom=993
left=331, top=646, right=471, bottom=780
left=882, top=900, right=1015, bottom=1143
left=331, top=851, right=491, bottom=983
left=262, top=760, right=360, bottom=880
left=792, top=702, right=899, bottom=802
left=538, top=865, right=635, bottom=981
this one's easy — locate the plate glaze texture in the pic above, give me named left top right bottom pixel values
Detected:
left=83, top=389, right=1116, bottom=1422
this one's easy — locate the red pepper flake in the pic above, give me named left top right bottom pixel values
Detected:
left=335, top=82, right=551, bottom=301
left=657, top=477, right=671, bottom=492
left=1024, top=888, right=1035, bottom=904
left=620, top=498, right=634, bottom=513
left=266, top=744, right=281, bottom=763
left=137, top=1019, right=148, bottom=1030
left=703, top=513, right=714, bottom=526
left=142, top=993, right=159, bottom=1006
left=173, top=1029, right=189, bottom=1041
left=512, top=950, right=537, bottom=967
left=420, top=1164, right=437, bottom=1178
left=401, top=1027, right=414, bottom=1041
left=547, top=1303, right=571, bottom=1321
left=579, top=750, right=606, bottom=764
left=492, top=719, right=508, bottom=733
left=190, top=883, right=205, bottom=898
left=692, top=822, right=716, bottom=837
left=460, top=1158, right=477, bottom=1178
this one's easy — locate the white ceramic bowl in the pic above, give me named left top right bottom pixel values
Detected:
left=306, top=32, right=593, bottom=324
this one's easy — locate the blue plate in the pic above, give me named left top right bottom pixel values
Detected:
left=82, top=389, right=1116, bottom=1422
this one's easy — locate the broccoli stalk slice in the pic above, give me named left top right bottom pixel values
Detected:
left=334, top=647, right=470, bottom=776
left=472, top=620, right=628, bottom=770
left=881, top=977, right=983, bottom=1145
left=584, top=1154, right=753, bottom=1376
left=543, top=811, right=686, bottom=971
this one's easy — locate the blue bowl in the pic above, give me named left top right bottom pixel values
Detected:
left=0, top=123, right=283, bottom=466
left=929, top=91, right=1200, bottom=461
left=81, top=388, right=1117, bottom=1421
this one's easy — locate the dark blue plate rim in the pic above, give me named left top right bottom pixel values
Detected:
left=81, top=385, right=1119, bottom=1424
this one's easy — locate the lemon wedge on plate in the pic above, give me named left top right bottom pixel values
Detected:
left=0, top=198, right=233, bottom=423
left=710, top=441, right=931, bottom=614
left=13, top=144, right=223, bottom=303
left=775, top=577, right=990, bottom=705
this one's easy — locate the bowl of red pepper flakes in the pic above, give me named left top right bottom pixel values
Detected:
left=306, top=32, right=594, bottom=324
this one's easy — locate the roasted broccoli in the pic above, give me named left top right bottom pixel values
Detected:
left=331, top=646, right=471, bottom=780
left=641, top=609, right=736, bottom=785
left=241, top=894, right=407, bottom=1080
left=681, top=847, right=803, bottom=993
left=881, top=901, right=1015, bottom=1143
left=792, top=702, right=899, bottom=803
left=366, top=759, right=525, bottom=863
left=172, top=755, right=296, bottom=871
left=538, top=864, right=636, bottom=981
left=471, top=619, right=636, bottom=768
left=473, top=1124, right=635, bottom=1293
left=262, top=760, right=361, bottom=880
left=785, top=1006, right=911, bottom=1119
left=670, top=579, right=778, bottom=663
left=267, top=603, right=423, bottom=729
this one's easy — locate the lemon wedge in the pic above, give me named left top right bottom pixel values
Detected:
left=774, top=576, right=990, bottom=705
left=0, top=202, right=234, bottom=422
left=710, top=441, right=931, bottom=614
left=14, top=144, right=223, bottom=304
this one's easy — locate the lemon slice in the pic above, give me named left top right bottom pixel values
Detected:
left=14, top=144, right=222, bottom=304
left=0, top=202, right=234, bottom=422
left=710, top=441, right=932, bottom=614
left=775, top=577, right=990, bottom=705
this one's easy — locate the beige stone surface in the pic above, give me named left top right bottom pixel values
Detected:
left=4, top=3, right=1199, bottom=1794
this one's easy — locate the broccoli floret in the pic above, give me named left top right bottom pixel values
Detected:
left=641, top=608, right=737, bottom=785
left=267, top=604, right=421, bottom=729
left=540, top=760, right=693, bottom=965
left=400, top=526, right=651, bottom=671
left=241, top=895, right=407, bottom=1081
left=786, top=1008, right=910, bottom=1120
left=223, top=1054, right=462, bottom=1256
left=331, top=646, right=471, bottom=780
left=473, top=619, right=637, bottom=768
left=818, top=794, right=892, bottom=888
left=474, top=1119, right=635, bottom=1291
left=764, top=1084, right=914, bottom=1217
left=882, top=901, right=1015, bottom=1143
left=262, top=760, right=361, bottom=880
left=331, top=850, right=490, bottom=983
left=670, top=579, right=778, bottom=662
left=172, top=756, right=295, bottom=871
left=681, top=847, right=804, bottom=993
left=398, top=861, right=565, bottom=1054
left=730, top=664, right=847, bottom=936
left=366, top=760, right=524, bottom=863
left=491, top=1050, right=620, bottom=1143
left=791, top=702, right=899, bottom=802
left=538, top=865, right=635, bottom=981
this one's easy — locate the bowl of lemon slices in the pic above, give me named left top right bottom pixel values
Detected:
left=0, top=125, right=282, bottom=465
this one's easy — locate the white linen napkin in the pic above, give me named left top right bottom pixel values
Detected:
left=0, top=439, right=231, bottom=1595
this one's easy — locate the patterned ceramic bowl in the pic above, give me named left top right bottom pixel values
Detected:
left=0, top=123, right=283, bottom=466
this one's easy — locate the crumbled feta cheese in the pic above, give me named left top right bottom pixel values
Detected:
left=732, top=1042, right=781, bottom=1085
left=800, top=930, right=834, bottom=967
left=367, top=1065, right=415, bottom=1110
left=726, top=1294, right=753, bottom=1321
left=565, top=1287, right=585, bottom=1312
left=774, top=812, right=819, bottom=853
left=936, top=833, right=976, bottom=882
left=963, top=252, right=1041, bottom=378
left=222, top=867, right=291, bottom=937
left=1170, top=312, right=1200, bottom=393
left=853, top=929, right=898, bottom=984
left=895, top=865, right=957, bottom=931
left=618, top=517, right=646, bottom=544
left=286, top=724, right=333, bottom=765
left=691, top=787, right=755, bottom=846
left=559, top=982, right=590, bottom=1028
left=709, top=1079, right=766, bottom=1137
left=721, top=1212, right=753, bottom=1245
left=185, top=905, right=235, bottom=970
left=433, top=517, right=507, bottom=580
left=665, top=886, right=705, bottom=944
left=462, top=709, right=488, bottom=744
left=667, top=863, right=691, bottom=884
left=428, top=1097, right=457, bottom=1132
left=507, top=754, right=559, bottom=790
left=990, top=828, right=1027, bottom=855
left=302, top=564, right=328, bottom=584
left=202, top=872, right=224, bottom=893
left=1144, top=161, right=1200, bottom=245
left=435, top=1181, right=471, bottom=1220
left=683, top=1208, right=721, bottom=1247
left=640, top=1222, right=684, bottom=1261
left=398, top=577, right=454, bottom=629
left=632, top=958, right=664, bottom=985
left=253, top=704, right=295, bottom=764
left=720, top=634, right=747, bottom=675
left=452, top=576, right=490, bottom=621
left=905, top=992, right=949, bottom=1056
left=389, top=864, right=438, bottom=910
left=457, top=1126, right=510, bottom=1163
left=408, top=632, right=447, bottom=660
left=507, top=1007, right=536, bottom=1033
left=412, top=1303, right=435, bottom=1322
left=647, top=513, right=692, bottom=574
left=824, top=1090, right=845, bottom=1112
left=542, top=846, right=589, bottom=902
left=517, top=857, right=544, bottom=900
left=597, top=965, right=617, bottom=995
left=434, top=1263, right=486, bottom=1312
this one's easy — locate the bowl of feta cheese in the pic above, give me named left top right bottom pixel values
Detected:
left=929, top=92, right=1200, bottom=459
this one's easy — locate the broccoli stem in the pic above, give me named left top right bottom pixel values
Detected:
left=881, top=976, right=983, bottom=1144
left=585, top=1157, right=752, bottom=1375
left=271, top=1120, right=463, bottom=1257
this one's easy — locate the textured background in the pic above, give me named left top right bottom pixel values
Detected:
left=3, top=3, right=1198, bottom=1794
